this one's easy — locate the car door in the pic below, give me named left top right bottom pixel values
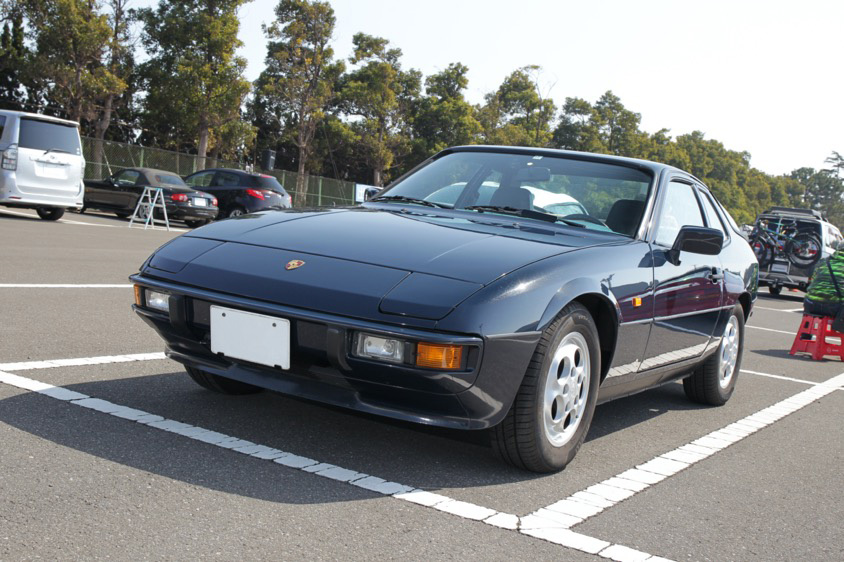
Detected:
left=110, top=169, right=142, bottom=210
left=210, top=171, right=241, bottom=211
left=639, top=178, right=724, bottom=371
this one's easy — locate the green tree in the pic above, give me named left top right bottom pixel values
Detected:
left=409, top=62, right=481, bottom=160
left=341, top=33, right=421, bottom=186
left=479, top=66, right=555, bottom=147
left=0, top=12, right=28, bottom=111
left=91, top=0, right=133, bottom=168
left=790, top=167, right=844, bottom=226
left=552, top=97, right=602, bottom=152
left=592, top=91, right=646, bottom=156
left=139, top=0, right=251, bottom=167
left=260, top=0, right=344, bottom=204
left=19, top=0, right=125, bottom=121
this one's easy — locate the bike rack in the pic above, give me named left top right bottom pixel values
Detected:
left=128, top=187, right=170, bottom=231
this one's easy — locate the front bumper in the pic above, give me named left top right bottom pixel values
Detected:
left=131, top=274, right=540, bottom=429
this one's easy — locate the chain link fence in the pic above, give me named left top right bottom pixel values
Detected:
left=81, top=137, right=357, bottom=207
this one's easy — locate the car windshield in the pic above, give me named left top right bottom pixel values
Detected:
left=380, top=151, right=652, bottom=236
left=19, top=118, right=81, bottom=155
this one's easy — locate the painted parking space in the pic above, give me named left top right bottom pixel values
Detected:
left=2, top=216, right=844, bottom=560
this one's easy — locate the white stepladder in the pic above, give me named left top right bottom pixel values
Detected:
left=128, top=187, right=171, bottom=231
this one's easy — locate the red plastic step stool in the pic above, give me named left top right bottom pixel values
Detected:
left=790, top=314, right=844, bottom=361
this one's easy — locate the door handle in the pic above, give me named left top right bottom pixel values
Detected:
left=709, top=267, right=724, bottom=283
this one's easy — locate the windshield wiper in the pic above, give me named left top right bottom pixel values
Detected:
left=463, top=205, right=585, bottom=227
left=370, top=195, right=450, bottom=208
left=43, top=148, right=71, bottom=155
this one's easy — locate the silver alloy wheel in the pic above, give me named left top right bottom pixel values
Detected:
left=543, top=332, right=590, bottom=447
left=229, top=208, right=244, bottom=217
left=719, top=315, right=740, bottom=389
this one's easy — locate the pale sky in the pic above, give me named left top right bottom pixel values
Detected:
left=147, top=0, right=844, bottom=176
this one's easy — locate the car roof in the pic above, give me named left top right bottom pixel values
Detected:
left=0, top=109, right=80, bottom=127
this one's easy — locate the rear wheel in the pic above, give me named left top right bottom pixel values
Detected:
left=185, top=365, right=263, bottom=395
left=227, top=206, right=246, bottom=218
left=492, top=302, right=600, bottom=472
left=683, top=304, right=744, bottom=405
left=786, top=233, right=822, bottom=268
left=36, top=207, right=65, bottom=221
left=768, top=285, right=782, bottom=296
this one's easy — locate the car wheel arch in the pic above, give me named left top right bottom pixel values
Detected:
left=738, top=292, right=752, bottom=320
left=538, top=281, right=620, bottom=383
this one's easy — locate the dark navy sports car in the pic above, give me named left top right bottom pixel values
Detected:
left=131, top=146, right=758, bottom=472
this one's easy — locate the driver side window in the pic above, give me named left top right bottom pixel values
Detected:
left=654, top=181, right=704, bottom=247
left=187, top=171, right=214, bottom=188
left=115, top=170, right=140, bottom=186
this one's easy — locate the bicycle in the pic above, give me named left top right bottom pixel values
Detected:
left=749, top=218, right=822, bottom=268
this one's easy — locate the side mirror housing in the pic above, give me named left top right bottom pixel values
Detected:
left=667, top=226, right=724, bottom=265
left=364, top=187, right=380, bottom=201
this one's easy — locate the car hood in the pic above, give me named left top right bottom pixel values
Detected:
left=142, top=207, right=600, bottom=321
left=183, top=207, right=598, bottom=284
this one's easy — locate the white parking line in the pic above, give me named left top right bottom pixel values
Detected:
left=746, top=325, right=795, bottom=336
left=0, top=357, right=672, bottom=561
left=0, top=284, right=133, bottom=289
left=0, top=352, right=165, bottom=371
left=741, top=369, right=820, bottom=386
left=524, top=372, right=844, bottom=532
left=754, top=306, right=803, bottom=313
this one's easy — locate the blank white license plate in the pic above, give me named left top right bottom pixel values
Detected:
left=192, top=198, right=207, bottom=206
left=36, top=162, right=68, bottom=179
left=210, top=306, right=290, bottom=369
left=771, top=262, right=789, bottom=273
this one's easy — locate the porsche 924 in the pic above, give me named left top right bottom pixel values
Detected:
left=130, top=146, right=758, bottom=472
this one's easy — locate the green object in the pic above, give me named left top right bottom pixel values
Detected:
left=805, top=250, right=844, bottom=304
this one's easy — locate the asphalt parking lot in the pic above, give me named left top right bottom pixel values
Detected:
left=2, top=207, right=842, bottom=561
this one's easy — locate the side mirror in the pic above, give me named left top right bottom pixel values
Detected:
left=667, top=226, right=724, bottom=265
left=364, top=187, right=380, bottom=201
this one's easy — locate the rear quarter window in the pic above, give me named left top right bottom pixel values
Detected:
left=19, top=118, right=81, bottom=155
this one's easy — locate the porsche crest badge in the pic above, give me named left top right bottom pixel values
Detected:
left=285, top=259, right=305, bottom=270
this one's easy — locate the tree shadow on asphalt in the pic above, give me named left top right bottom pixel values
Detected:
left=0, top=370, right=706, bottom=497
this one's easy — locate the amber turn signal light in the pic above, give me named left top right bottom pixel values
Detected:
left=134, top=284, right=142, bottom=306
left=416, top=343, right=463, bottom=370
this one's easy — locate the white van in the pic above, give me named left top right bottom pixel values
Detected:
left=0, top=110, right=85, bottom=220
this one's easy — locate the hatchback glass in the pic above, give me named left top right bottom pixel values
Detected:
left=19, top=118, right=81, bottom=155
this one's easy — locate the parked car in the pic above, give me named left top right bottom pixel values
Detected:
left=0, top=110, right=85, bottom=220
left=84, top=167, right=218, bottom=226
left=183, top=168, right=292, bottom=218
left=749, top=206, right=842, bottom=295
left=131, top=146, right=757, bottom=472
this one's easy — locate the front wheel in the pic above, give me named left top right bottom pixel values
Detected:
left=768, top=285, right=782, bottom=296
left=683, top=304, right=745, bottom=405
left=492, top=302, right=600, bottom=472
left=36, top=207, right=65, bottom=221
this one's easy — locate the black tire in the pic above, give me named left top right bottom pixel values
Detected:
left=683, top=304, right=744, bottom=405
left=227, top=206, right=247, bottom=218
left=768, top=285, right=782, bottom=296
left=114, top=210, right=132, bottom=219
left=786, top=233, right=822, bottom=268
left=492, top=302, right=601, bottom=473
left=750, top=238, right=773, bottom=268
left=36, top=207, right=65, bottom=221
left=185, top=365, right=262, bottom=395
